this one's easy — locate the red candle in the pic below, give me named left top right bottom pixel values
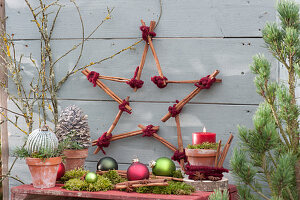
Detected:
left=192, top=127, right=216, bottom=145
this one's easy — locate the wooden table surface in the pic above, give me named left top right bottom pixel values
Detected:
left=11, top=184, right=238, bottom=200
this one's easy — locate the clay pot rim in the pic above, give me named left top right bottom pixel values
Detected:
left=185, top=148, right=217, bottom=151
left=26, top=156, right=62, bottom=166
left=185, top=148, right=217, bottom=157
left=63, top=148, right=89, bottom=158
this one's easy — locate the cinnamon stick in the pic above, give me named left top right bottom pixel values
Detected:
left=92, top=125, right=161, bottom=146
left=137, top=124, right=160, bottom=131
left=99, top=75, right=130, bottom=81
left=166, top=79, right=222, bottom=84
left=217, top=134, right=234, bottom=168
left=98, top=76, right=129, bottom=83
left=150, top=175, right=184, bottom=182
left=107, top=96, right=130, bottom=134
left=82, top=69, right=132, bottom=112
left=161, top=70, right=220, bottom=122
left=96, top=170, right=127, bottom=176
left=115, top=182, right=168, bottom=190
left=115, top=179, right=168, bottom=190
left=175, top=115, right=185, bottom=170
left=215, top=140, right=222, bottom=167
left=147, top=21, right=166, bottom=86
left=117, top=179, right=167, bottom=186
left=93, top=97, right=130, bottom=154
left=152, top=133, right=177, bottom=152
left=82, top=69, right=122, bottom=104
left=111, top=130, right=142, bottom=141
left=92, top=130, right=142, bottom=146
left=137, top=124, right=176, bottom=152
left=133, top=20, right=156, bottom=92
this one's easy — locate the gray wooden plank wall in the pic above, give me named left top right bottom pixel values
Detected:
left=6, top=0, right=277, bottom=191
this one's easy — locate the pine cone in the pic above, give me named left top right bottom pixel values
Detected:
left=56, top=105, right=91, bottom=149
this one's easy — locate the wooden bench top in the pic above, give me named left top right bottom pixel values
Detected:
left=11, top=184, right=238, bottom=200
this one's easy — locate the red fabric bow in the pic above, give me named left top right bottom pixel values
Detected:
left=119, top=99, right=131, bottom=114
left=142, top=124, right=157, bottom=137
left=168, top=100, right=181, bottom=117
left=87, top=71, right=99, bottom=87
left=96, top=132, right=112, bottom=154
left=126, top=66, right=144, bottom=89
left=194, top=75, right=216, bottom=89
left=171, top=149, right=187, bottom=163
left=184, top=164, right=229, bottom=180
left=140, top=25, right=156, bottom=41
left=151, top=76, right=168, bottom=88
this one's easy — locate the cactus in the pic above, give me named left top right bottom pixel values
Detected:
left=56, top=105, right=91, bottom=149
left=26, top=126, right=59, bottom=154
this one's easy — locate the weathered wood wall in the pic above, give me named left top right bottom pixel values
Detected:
left=5, top=0, right=277, bottom=190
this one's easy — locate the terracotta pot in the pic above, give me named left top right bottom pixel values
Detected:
left=185, top=148, right=217, bottom=166
left=26, top=157, right=62, bottom=189
left=63, top=148, right=89, bottom=171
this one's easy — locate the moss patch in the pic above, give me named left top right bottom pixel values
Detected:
left=135, top=181, right=195, bottom=195
left=61, top=168, right=89, bottom=182
left=187, top=142, right=218, bottom=150
left=62, top=175, right=113, bottom=192
left=102, top=170, right=127, bottom=184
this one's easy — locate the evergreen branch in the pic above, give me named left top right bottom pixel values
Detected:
left=267, top=151, right=277, bottom=168
left=262, top=154, right=273, bottom=195
left=248, top=183, right=271, bottom=200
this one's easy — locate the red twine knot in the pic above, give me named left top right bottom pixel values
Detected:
left=171, top=150, right=187, bottom=163
left=87, top=71, right=99, bottom=87
left=142, top=124, right=157, bottom=137
left=184, top=164, right=229, bottom=180
left=168, top=100, right=181, bottom=117
left=151, top=76, right=168, bottom=88
left=96, top=132, right=112, bottom=154
left=119, top=99, right=132, bottom=114
left=194, top=75, right=216, bottom=89
left=140, top=25, right=156, bottom=41
left=126, top=66, right=144, bottom=89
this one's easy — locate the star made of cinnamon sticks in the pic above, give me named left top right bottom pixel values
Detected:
left=81, top=20, right=229, bottom=172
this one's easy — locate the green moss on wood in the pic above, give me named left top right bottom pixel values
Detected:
left=102, top=170, right=127, bottom=185
left=187, top=142, right=218, bottom=150
left=135, top=181, right=195, bottom=195
left=61, top=168, right=89, bottom=182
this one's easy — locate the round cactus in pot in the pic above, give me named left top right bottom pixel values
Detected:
left=14, top=126, right=63, bottom=189
left=26, top=126, right=59, bottom=154
left=56, top=105, right=91, bottom=171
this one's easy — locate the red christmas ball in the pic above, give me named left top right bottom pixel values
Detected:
left=56, top=162, right=65, bottom=180
left=127, top=159, right=149, bottom=181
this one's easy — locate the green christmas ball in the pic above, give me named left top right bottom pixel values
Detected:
left=151, top=157, right=176, bottom=177
left=97, top=157, right=118, bottom=171
left=85, top=172, right=98, bottom=183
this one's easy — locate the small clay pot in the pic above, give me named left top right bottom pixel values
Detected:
left=185, top=148, right=217, bottom=166
left=26, top=157, right=62, bottom=189
left=63, top=148, right=89, bottom=171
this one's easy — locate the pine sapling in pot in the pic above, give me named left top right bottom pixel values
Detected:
left=56, top=105, right=91, bottom=171
left=230, top=1, right=300, bottom=199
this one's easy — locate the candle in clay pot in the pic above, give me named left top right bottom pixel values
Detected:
left=192, top=127, right=216, bottom=145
